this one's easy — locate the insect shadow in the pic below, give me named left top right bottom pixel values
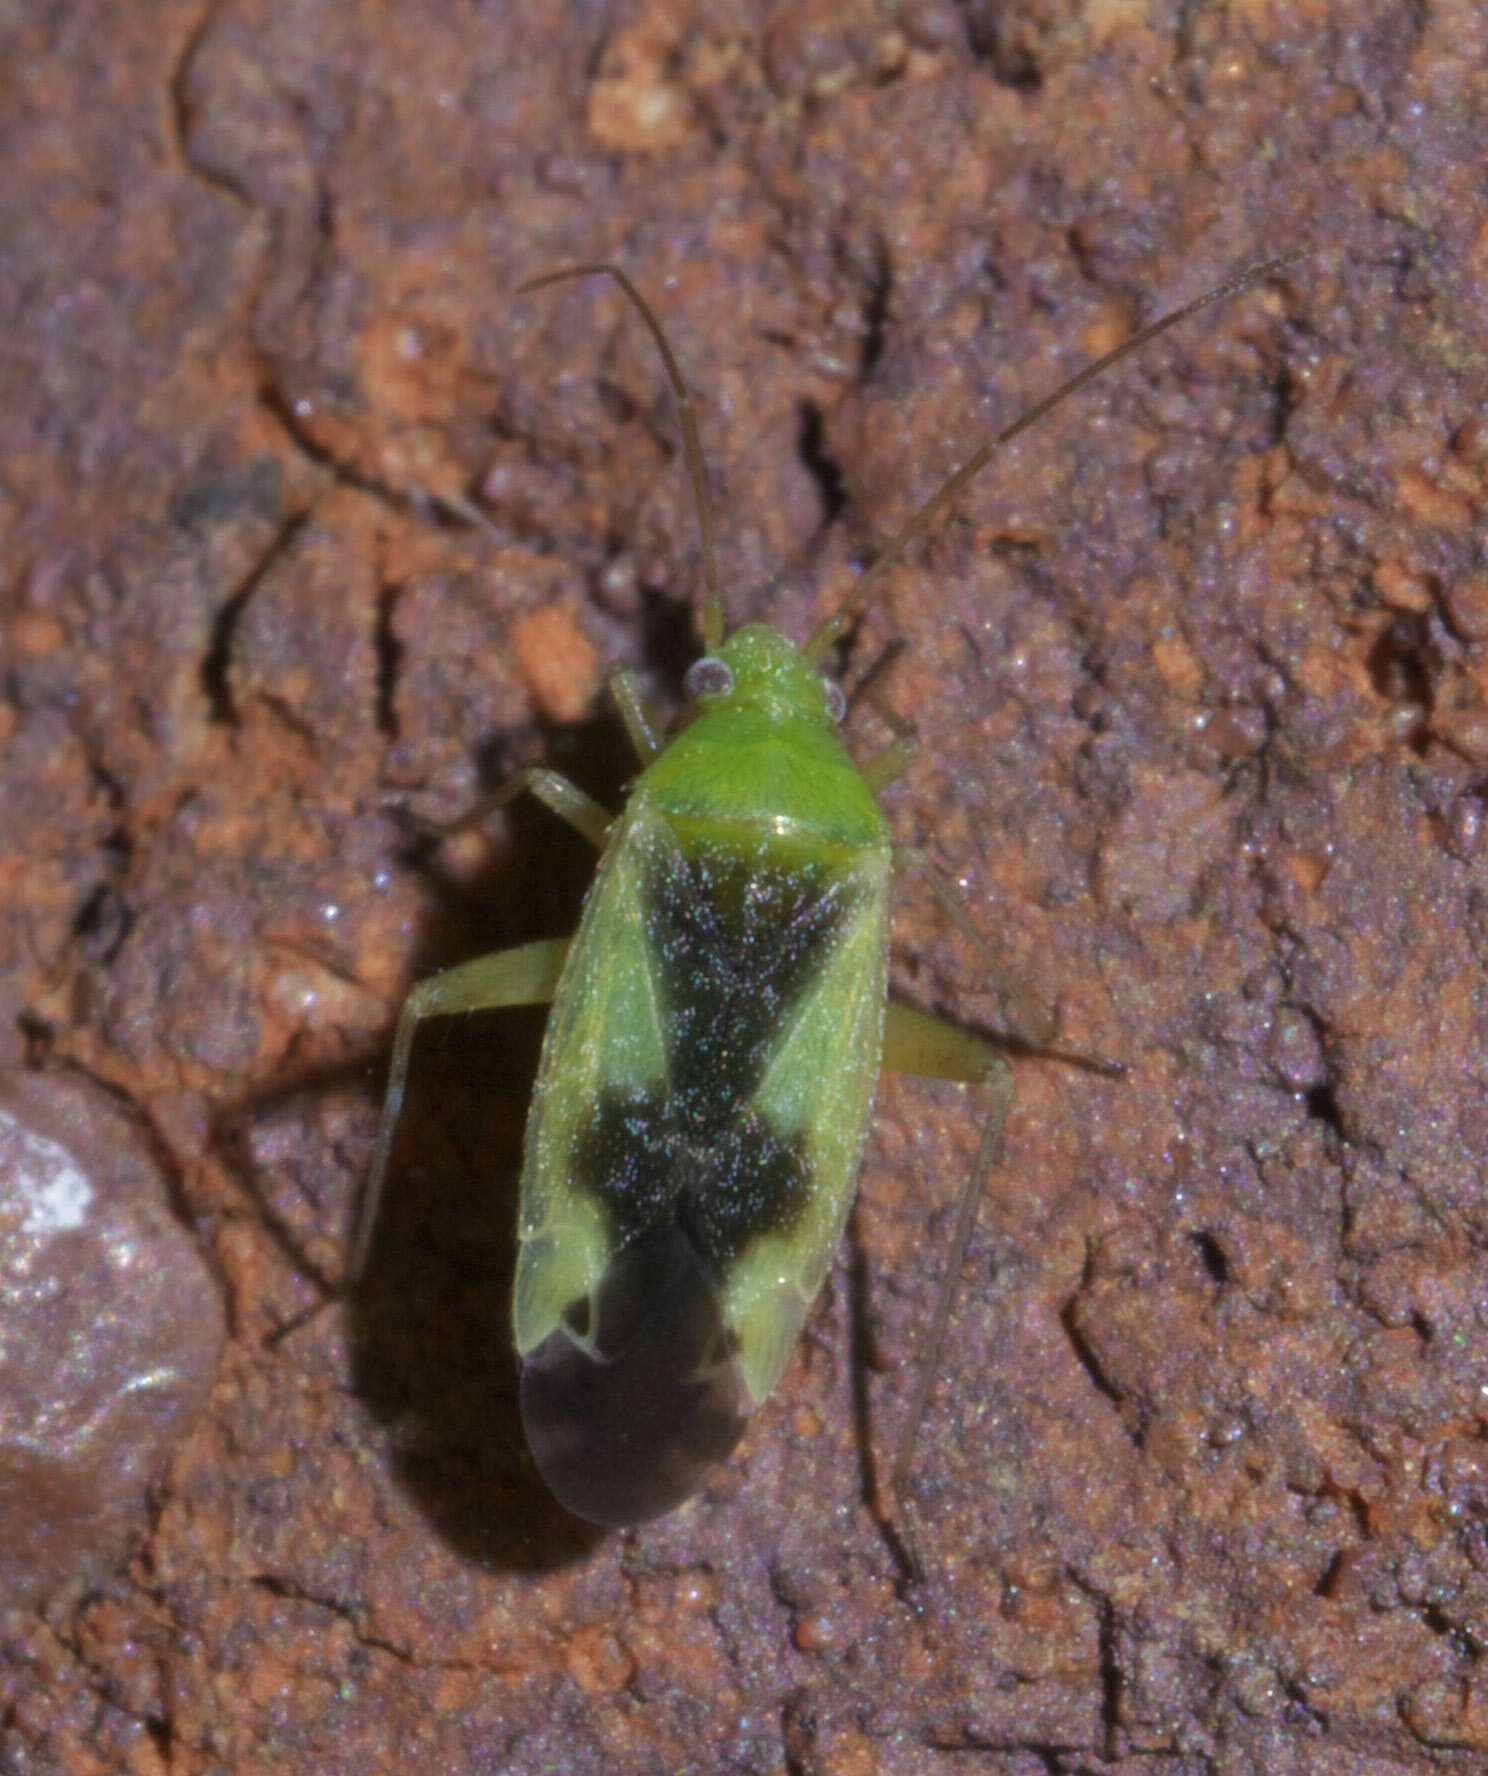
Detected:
left=345, top=697, right=660, bottom=1574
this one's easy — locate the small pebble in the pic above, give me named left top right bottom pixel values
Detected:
left=1445, top=576, right=1488, bottom=643
left=510, top=603, right=603, bottom=725
left=0, top=1071, right=224, bottom=1608
left=1270, top=1009, right=1327, bottom=1092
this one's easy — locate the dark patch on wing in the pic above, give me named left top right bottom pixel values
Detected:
left=574, top=833, right=866, bottom=1269
left=575, top=1085, right=813, bottom=1271
left=651, top=839, right=852, bottom=1107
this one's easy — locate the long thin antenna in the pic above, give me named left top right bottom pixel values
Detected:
left=518, top=262, right=726, bottom=651
left=802, top=249, right=1306, bottom=662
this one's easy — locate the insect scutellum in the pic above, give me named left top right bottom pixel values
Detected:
left=359, top=247, right=1303, bottom=1562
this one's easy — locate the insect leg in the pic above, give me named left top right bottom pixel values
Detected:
left=860, top=737, right=917, bottom=795
left=853, top=639, right=920, bottom=793
left=397, top=768, right=613, bottom=851
left=608, top=668, right=664, bottom=762
left=853, top=636, right=915, bottom=733
left=352, top=937, right=572, bottom=1279
left=896, top=847, right=1127, bottom=1074
left=880, top=1001, right=1014, bottom=1581
left=508, top=770, right=613, bottom=847
left=882, top=999, right=1005, bottom=1079
left=893, top=845, right=1057, bottom=1049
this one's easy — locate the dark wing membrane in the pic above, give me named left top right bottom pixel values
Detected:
left=518, top=1221, right=748, bottom=1526
left=513, top=802, right=889, bottom=1525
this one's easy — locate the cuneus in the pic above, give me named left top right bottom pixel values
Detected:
left=355, top=251, right=1301, bottom=1557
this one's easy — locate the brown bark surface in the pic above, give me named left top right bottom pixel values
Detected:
left=2, top=2, right=1486, bottom=1771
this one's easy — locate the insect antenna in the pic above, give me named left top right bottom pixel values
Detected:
left=801, top=248, right=1307, bottom=663
left=518, top=262, right=727, bottom=651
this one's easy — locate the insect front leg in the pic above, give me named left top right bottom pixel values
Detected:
left=353, top=938, right=571, bottom=1279
left=859, top=736, right=918, bottom=796
left=509, top=769, right=615, bottom=848
left=397, top=767, right=614, bottom=851
left=608, top=668, right=665, bottom=763
left=852, top=641, right=921, bottom=794
left=879, top=1003, right=1015, bottom=1581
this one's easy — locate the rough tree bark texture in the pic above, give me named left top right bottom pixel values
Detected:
left=2, top=3, right=1486, bottom=1772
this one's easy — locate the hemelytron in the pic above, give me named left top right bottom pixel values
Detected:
left=356, top=252, right=1301, bottom=1547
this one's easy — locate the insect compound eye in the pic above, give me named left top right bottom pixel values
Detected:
left=683, top=656, right=734, bottom=702
left=821, top=678, right=847, bottom=724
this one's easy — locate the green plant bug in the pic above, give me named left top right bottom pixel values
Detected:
left=355, top=251, right=1302, bottom=1542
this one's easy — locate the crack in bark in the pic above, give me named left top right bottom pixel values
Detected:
left=167, top=0, right=252, bottom=208
left=200, top=510, right=311, bottom=726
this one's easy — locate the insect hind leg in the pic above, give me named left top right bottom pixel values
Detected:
left=896, top=846, right=1128, bottom=1078
left=879, top=1001, right=1014, bottom=1582
left=893, top=845, right=1063, bottom=1051
left=353, top=938, right=571, bottom=1280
